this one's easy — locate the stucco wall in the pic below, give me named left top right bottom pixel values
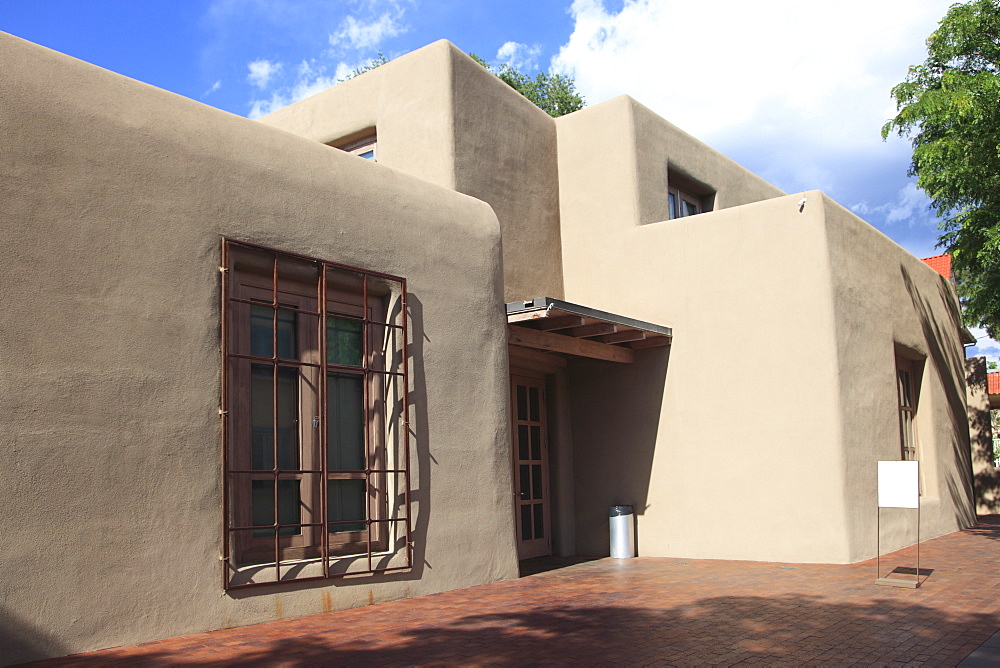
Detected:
left=555, top=96, right=785, bottom=235
left=0, top=33, right=518, bottom=663
left=965, top=357, right=1000, bottom=513
left=260, top=41, right=564, bottom=302
left=822, top=195, right=976, bottom=561
left=557, top=116, right=850, bottom=562
left=556, top=99, right=975, bottom=563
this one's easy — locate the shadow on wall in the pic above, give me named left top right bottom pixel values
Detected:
left=41, top=593, right=998, bottom=665
left=228, top=294, right=431, bottom=599
left=567, top=346, right=670, bottom=556
left=966, top=359, right=1000, bottom=513
left=0, top=608, right=70, bottom=666
left=900, top=265, right=977, bottom=527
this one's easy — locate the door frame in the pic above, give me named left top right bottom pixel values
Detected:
left=509, top=371, right=552, bottom=560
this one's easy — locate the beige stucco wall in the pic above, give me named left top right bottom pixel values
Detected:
left=965, top=357, right=999, bottom=513
left=0, top=33, right=518, bottom=663
left=259, top=41, right=564, bottom=302
left=822, top=196, right=976, bottom=560
left=556, top=98, right=975, bottom=562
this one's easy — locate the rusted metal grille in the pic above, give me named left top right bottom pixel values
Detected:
left=221, top=239, right=411, bottom=589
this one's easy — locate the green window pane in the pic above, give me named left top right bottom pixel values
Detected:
left=327, top=373, right=365, bottom=471
left=327, top=316, right=363, bottom=367
left=251, top=479, right=301, bottom=537
left=328, top=479, right=366, bottom=532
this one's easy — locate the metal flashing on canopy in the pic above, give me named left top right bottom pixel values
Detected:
left=506, top=297, right=672, bottom=364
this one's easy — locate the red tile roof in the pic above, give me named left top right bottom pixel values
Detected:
left=989, top=371, right=1000, bottom=396
left=920, top=254, right=952, bottom=280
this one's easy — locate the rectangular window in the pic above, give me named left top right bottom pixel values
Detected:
left=221, top=239, right=410, bottom=588
left=332, top=132, right=377, bottom=161
left=666, top=168, right=713, bottom=220
left=896, top=358, right=919, bottom=461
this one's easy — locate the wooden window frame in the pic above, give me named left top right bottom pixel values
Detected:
left=896, top=360, right=918, bottom=461
left=332, top=133, right=377, bottom=161
left=221, top=239, right=411, bottom=589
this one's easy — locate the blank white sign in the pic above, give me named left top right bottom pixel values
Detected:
left=878, top=460, right=919, bottom=508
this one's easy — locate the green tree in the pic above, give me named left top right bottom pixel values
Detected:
left=469, top=53, right=585, bottom=117
left=882, top=0, right=1000, bottom=337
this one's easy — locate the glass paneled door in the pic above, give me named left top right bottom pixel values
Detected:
left=510, top=374, right=551, bottom=559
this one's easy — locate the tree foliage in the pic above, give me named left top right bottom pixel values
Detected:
left=468, top=54, right=585, bottom=117
left=883, top=0, right=1000, bottom=337
left=340, top=52, right=389, bottom=81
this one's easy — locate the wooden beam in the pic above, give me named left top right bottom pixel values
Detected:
left=534, top=315, right=586, bottom=331
left=508, top=325, right=635, bottom=363
left=597, top=330, right=647, bottom=344
left=567, top=323, right=617, bottom=338
left=507, top=311, right=547, bottom=325
left=508, top=344, right=568, bottom=370
left=629, top=335, right=672, bottom=349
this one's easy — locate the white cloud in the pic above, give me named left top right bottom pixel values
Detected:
left=247, top=59, right=283, bottom=89
left=968, top=327, right=1000, bottom=367
left=851, top=182, right=934, bottom=227
left=330, top=10, right=405, bottom=50
left=551, top=0, right=954, bottom=189
left=248, top=70, right=338, bottom=118
left=496, top=41, right=542, bottom=71
left=204, top=80, right=222, bottom=96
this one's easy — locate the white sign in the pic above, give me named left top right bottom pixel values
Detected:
left=877, top=460, right=920, bottom=509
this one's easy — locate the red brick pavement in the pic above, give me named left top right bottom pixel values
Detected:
left=32, top=516, right=1000, bottom=666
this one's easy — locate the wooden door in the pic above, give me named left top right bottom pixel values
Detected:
left=511, top=374, right=551, bottom=559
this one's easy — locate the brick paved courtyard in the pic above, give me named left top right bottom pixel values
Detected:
left=33, top=516, right=1000, bottom=666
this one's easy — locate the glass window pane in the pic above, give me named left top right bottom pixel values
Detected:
left=668, top=193, right=677, bottom=220
left=250, top=305, right=272, bottom=357
left=327, top=316, right=363, bottom=367
left=532, top=464, right=542, bottom=500
left=276, top=367, right=299, bottom=470
left=518, top=425, right=529, bottom=460
left=516, top=385, right=527, bottom=421
left=251, top=479, right=301, bottom=537
left=328, top=479, right=366, bottom=532
left=328, top=373, right=365, bottom=470
left=529, top=387, right=540, bottom=422
left=250, top=365, right=300, bottom=470
left=250, top=305, right=296, bottom=359
left=533, top=503, right=544, bottom=539
left=251, top=364, right=273, bottom=470
left=683, top=200, right=699, bottom=217
left=530, top=425, right=541, bottom=460
left=520, top=465, right=530, bottom=500
left=521, top=505, right=532, bottom=541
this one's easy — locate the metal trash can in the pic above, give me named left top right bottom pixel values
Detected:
left=609, top=505, right=635, bottom=558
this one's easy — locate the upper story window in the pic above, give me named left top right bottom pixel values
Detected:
left=221, top=239, right=410, bottom=589
left=667, top=168, right=714, bottom=219
left=332, top=132, right=377, bottom=162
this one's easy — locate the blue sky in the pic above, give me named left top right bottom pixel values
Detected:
left=3, top=0, right=997, bottom=360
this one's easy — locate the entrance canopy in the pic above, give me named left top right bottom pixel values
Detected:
left=506, top=297, right=672, bottom=366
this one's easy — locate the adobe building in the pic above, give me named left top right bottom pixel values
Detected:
left=0, top=34, right=984, bottom=662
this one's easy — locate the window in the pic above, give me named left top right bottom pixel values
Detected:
left=333, top=133, right=377, bottom=161
left=896, top=358, right=919, bottom=461
left=668, top=189, right=701, bottom=219
left=221, top=240, right=410, bottom=588
left=667, top=168, right=713, bottom=219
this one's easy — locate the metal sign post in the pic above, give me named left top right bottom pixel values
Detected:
left=875, top=460, right=921, bottom=588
